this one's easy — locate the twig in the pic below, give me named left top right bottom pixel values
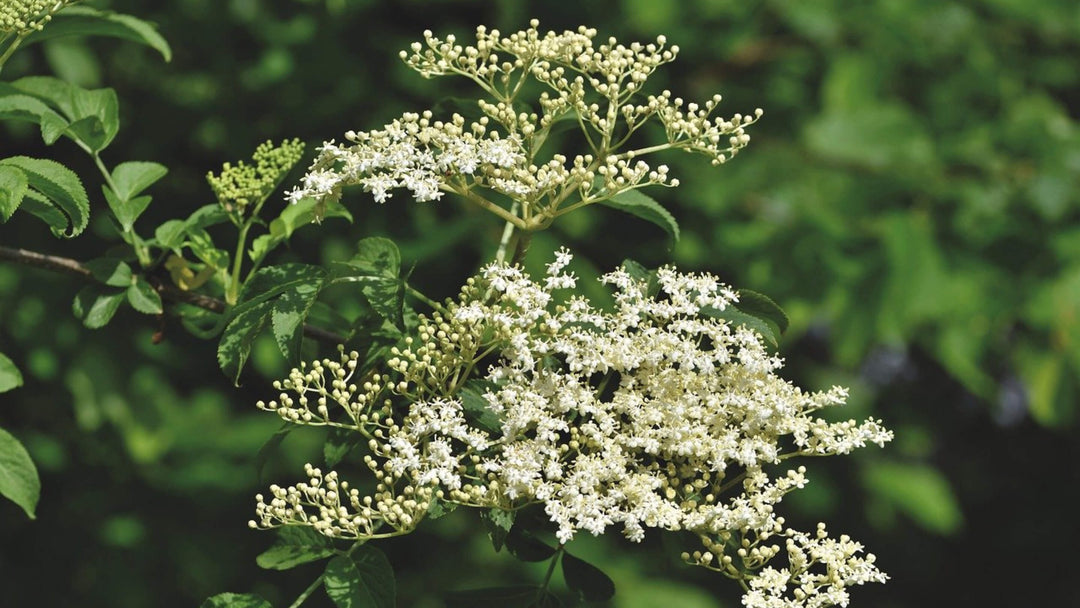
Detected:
left=0, top=245, right=347, bottom=345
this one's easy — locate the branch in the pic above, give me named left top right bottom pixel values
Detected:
left=0, top=245, right=347, bottom=345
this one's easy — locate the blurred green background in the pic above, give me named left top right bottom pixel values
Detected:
left=1, top=0, right=1077, bottom=606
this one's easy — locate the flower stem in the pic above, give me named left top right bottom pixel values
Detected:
left=536, top=543, right=565, bottom=602
left=286, top=574, right=324, bottom=608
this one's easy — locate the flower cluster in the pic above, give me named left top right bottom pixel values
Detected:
left=287, top=22, right=761, bottom=230
left=0, top=0, right=72, bottom=35
left=252, top=250, right=890, bottom=606
left=207, top=139, right=304, bottom=216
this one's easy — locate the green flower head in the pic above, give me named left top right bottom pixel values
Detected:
left=207, top=139, right=305, bottom=216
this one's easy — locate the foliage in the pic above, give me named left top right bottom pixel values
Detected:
left=0, top=1, right=1076, bottom=608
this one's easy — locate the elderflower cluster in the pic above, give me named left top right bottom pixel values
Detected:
left=207, top=139, right=304, bottom=215
left=1, top=0, right=73, bottom=34
left=253, top=250, right=890, bottom=606
left=288, top=22, right=760, bottom=227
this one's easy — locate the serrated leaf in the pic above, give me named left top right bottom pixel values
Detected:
left=481, top=508, right=515, bottom=552
left=324, top=548, right=396, bottom=608
left=562, top=552, right=615, bottom=601
left=360, top=278, right=404, bottom=328
left=342, top=237, right=401, bottom=279
left=84, top=257, right=133, bottom=287
left=127, top=277, right=163, bottom=314
left=444, top=586, right=543, bottom=608
left=735, top=289, right=789, bottom=334
left=111, top=161, right=168, bottom=201
left=0, top=352, right=24, bottom=393
left=218, top=300, right=274, bottom=383
left=17, top=189, right=68, bottom=232
left=240, top=264, right=327, bottom=305
left=0, top=156, right=88, bottom=237
left=271, top=279, right=322, bottom=363
left=505, top=526, right=556, bottom=562
left=256, top=527, right=334, bottom=571
left=597, top=187, right=679, bottom=242
left=0, top=426, right=41, bottom=519
left=103, top=187, right=151, bottom=233
left=0, top=90, right=68, bottom=143
left=184, top=203, right=230, bottom=232
left=22, top=6, right=172, bottom=62
left=0, top=165, right=29, bottom=222
left=198, top=593, right=272, bottom=608
left=426, top=497, right=458, bottom=520
left=10, top=78, right=119, bottom=151
left=72, top=285, right=126, bottom=329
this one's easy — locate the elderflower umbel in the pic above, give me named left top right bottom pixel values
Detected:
left=287, top=22, right=761, bottom=231
left=253, top=250, right=890, bottom=607
left=1, top=0, right=73, bottom=35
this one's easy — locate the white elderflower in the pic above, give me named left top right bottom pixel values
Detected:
left=289, top=22, right=760, bottom=233
left=253, top=250, right=889, bottom=606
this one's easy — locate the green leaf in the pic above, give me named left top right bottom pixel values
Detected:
left=18, top=189, right=68, bottom=232
left=10, top=77, right=120, bottom=152
left=0, top=352, right=24, bottom=394
left=0, top=426, right=41, bottom=519
left=735, top=289, right=790, bottom=334
left=597, top=187, right=679, bottom=242
left=127, top=277, right=163, bottom=314
left=198, top=593, right=272, bottom=608
left=562, top=552, right=615, bottom=601
left=250, top=198, right=352, bottom=262
left=342, top=237, right=401, bottom=279
left=0, top=89, right=69, bottom=143
left=324, top=427, right=363, bottom=468
left=459, top=381, right=503, bottom=435
left=0, top=156, right=88, bottom=237
left=255, top=424, right=292, bottom=483
left=323, top=548, right=396, bottom=608
left=72, top=285, right=126, bottom=329
left=0, top=165, right=29, bottom=222
left=256, top=526, right=334, bottom=570
left=184, top=204, right=230, bottom=232
left=444, top=586, right=543, bottom=608
left=505, top=526, right=556, bottom=562
left=111, top=161, right=168, bottom=201
left=240, top=264, right=327, bottom=305
left=103, top=187, right=152, bottom=233
left=154, top=219, right=186, bottom=250
left=271, top=279, right=322, bottom=362
left=861, top=461, right=963, bottom=535
left=360, top=279, right=404, bottom=329
left=480, top=508, right=515, bottom=552
left=22, top=6, right=172, bottom=62
left=700, top=305, right=780, bottom=349
left=218, top=300, right=274, bottom=384
left=84, top=257, right=133, bottom=287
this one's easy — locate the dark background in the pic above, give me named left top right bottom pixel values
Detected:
left=1, top=0, right=1077, bottom=606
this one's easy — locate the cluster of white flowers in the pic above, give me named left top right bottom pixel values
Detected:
left=287, top=22, right=761, bottom=230
left=0, top=0, right=72, bottom=34
left=253, top=250, right=890, bottom=606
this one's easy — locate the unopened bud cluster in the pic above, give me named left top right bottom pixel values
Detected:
left=208, top=139, right=304, bottom=216
left=252, top=250, right=890, bottom=607
left=288, top=22, right=761, bottom=229
left=1, top=0, right=72, bottom=34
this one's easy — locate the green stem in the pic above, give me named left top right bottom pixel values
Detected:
left=406, top=284, right=448, bottom=315
left=536, top=544, right=566, bottom=602
left=227, top=221, right=252, bottom=305
left=0, top=33, right=27, bottom=74
left=494, top=202, right=520, bottom=264
left=456, top=187, right=527, bottom=229
left=286, top=573, right=324, bottom=608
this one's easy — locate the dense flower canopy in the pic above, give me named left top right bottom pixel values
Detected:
left=252, top=251, right=890, bottom=607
